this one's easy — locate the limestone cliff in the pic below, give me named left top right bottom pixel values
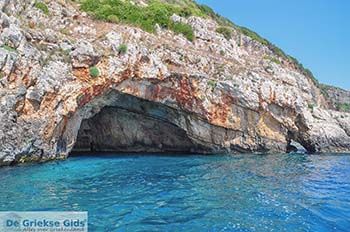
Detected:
left=321, top=84, right=350, bottom=113
left=0, top=0, right=349, bottom=166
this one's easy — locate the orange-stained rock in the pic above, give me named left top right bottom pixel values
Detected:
left=0, top=0, right=349, bottom=166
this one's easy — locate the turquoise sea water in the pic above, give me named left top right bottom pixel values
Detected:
left=0, top=153, right=349, bottom=232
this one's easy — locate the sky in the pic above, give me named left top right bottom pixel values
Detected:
left=196, top=0, right=350, bottom=90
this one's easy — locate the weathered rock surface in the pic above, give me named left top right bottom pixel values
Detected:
left=322, top=84, right=350, bottom=112
left=0, top=0, right=349, bottom=166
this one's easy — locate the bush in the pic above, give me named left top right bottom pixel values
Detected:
left=216, top=27, right=232, bottom=40
left=238, top=27, right=269, bottom=47
left=60, top=28, right=70, bottom=35
left=179, top=7, right=193, bottom=17
left=34, top=1, right=49, bottom=15
left=208, top=79, right=217, bottom=91
left=198, top=4, right=234, bottom=27
left=198, top=4, right=216, bottom=18
left=80, top=0, right=195, bottom=41
left=117, top=44, right=128, bottom=55
left=336, top=103, right=350, bottom=112
left=1, top=45, right=16, bottom=53
left=320, top=84, right=330, bottom=98
left=308, top=103, right=315, bottom=111
left=89, top=66, right=100, bottom=78
left=288, top=55, right=319, bottom=85
left=107, top=15, right=119, bottom=23
left=170, top=22, right=194, bottom=41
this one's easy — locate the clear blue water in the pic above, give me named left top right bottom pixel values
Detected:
left=0, top=153, right=349, bottom=232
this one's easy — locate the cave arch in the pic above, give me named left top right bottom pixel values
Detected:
left=61, top=90, right=213, bottom=156
left=55, top=87, right=305, bottom=159
left=73, top=106, right=198, bottom=153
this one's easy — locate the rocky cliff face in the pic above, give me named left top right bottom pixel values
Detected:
left=0, top=0, right=349, bottom=166
left=322, top=85, right=350, bottom=112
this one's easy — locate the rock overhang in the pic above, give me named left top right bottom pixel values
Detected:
left=0, top=0, right=349, bottom=166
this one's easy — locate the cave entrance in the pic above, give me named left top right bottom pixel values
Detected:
left=70, top=92, right=202, bottom=155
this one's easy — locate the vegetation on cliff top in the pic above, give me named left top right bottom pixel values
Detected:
left=336, top=103, right=350, bottom=112
left=79, top=0, right=318, bottom=85
left=80, top=0, right=196, bottom=41
left=320, top=84, right=350, bottom=112
left=216, top=26, right=232, bottom=40
left=199, top=3, right=319, bottom=85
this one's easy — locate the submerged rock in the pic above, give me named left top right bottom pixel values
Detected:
left=0, top=0, right=349, bottom=166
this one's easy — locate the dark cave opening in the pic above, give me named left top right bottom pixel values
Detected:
left=286, top=130, right=314, bottom=154
left=69, top=91, right=211, bottom=155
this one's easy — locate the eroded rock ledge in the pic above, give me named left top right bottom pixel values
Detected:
left=0, top=0, right=349, bottom=166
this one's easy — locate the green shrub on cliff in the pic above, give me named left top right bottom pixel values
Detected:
left=34, top=1, right=49, bottom=15
left=336, top=103, right=350, bottom=112
left=1, top=45, right=17, bottom=53
left=170, top=22, right=194, bottom=41
left=117, top=44, right=128, bottom=55
left=308, top=103, right=315, bottom=111
left=107, top=15, right=119, bottom=24
left=288, top=55, right=319, bottom=85
left=216, top=27, right=232, bottom=40
left=89, top=66, right=100, bottom=78
left=208, top=79, right=217, bottom=91
left=198, top=4, right=234, bottom=27
left=80, top=0, right=195, bottom=41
